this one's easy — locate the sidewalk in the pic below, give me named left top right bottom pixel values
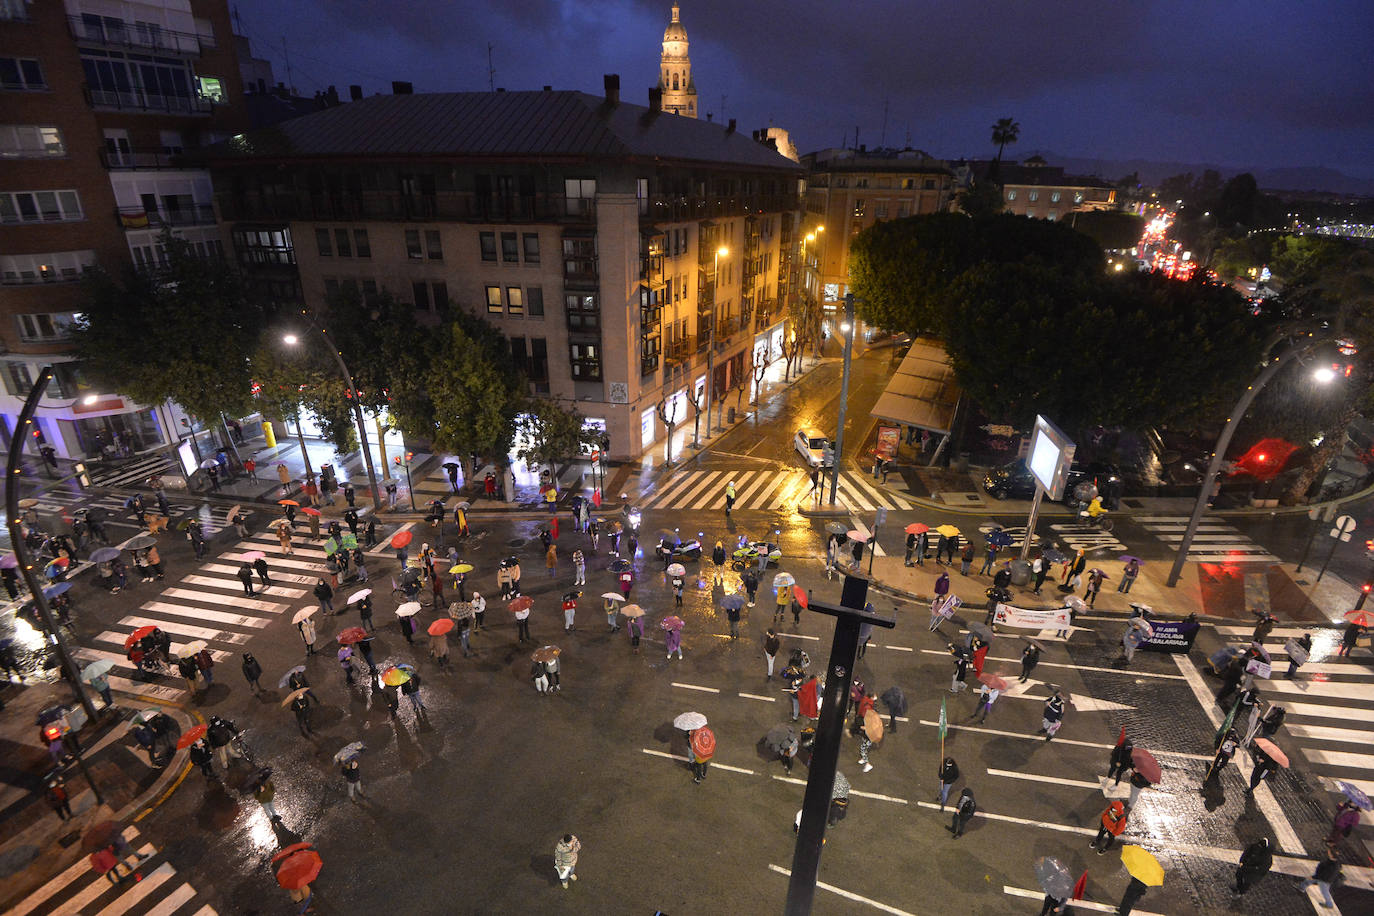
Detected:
left=0, top=679, right=197, bottom=912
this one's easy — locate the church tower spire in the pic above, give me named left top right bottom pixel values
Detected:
left=659, top=4, right=697, bottom=118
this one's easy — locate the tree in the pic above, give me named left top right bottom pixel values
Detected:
left=72, top=234, right=268, bottom=441
left=246, top=340, right=350, bottom=475
left=849, top=212, right=1103, bottom=336
left=1069, top=210, right=1146, bottom=251
left=426, top=321, right=522, bottom=465
left=990, top=117, right=1020, bottom=167
left=656, top=395, right=683, bottom=465
left=516, top=399, right=596, bottom=481
left=955, top=179, right=1004, bottom=219
left=688, top=383, right=706, bottom=449
left=750, top=345, right=770, bottom=406
left=940, top=264, right=1265, bottom=432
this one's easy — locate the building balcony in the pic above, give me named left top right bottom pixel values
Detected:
left=642, top=193, right=802, bottom=225
left=216, top=191, right=595, bottom=224
left=716, top=316, right=741, bottom=340
left=101, top=149, right=188, bottom=170
left=665, top=336, right=695, bottom=365
left=86, top=87, right=213, bottom=115
left=68, top=15, right=212, bottom=55
left=116, top=204, right=217, bottom=230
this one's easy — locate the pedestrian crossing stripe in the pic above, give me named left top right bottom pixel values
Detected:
left=1135, top=516, right=1278, bottom=562
left=85, top=453, right=173, bottom=490
left=639, top=469, right=915, bottom=512
left=3, top=826, right=217, bottom=916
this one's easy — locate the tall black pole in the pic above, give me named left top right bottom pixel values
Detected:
left=828, top=294, right=855, bottom=506
left=316, top=325, right=383, bottom=513
left=785, top=577, right=895, bottom=914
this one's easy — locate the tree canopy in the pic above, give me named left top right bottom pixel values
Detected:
left=426, top=321, right=523, bottom=461
left=72, top=235, right=268, bottom=423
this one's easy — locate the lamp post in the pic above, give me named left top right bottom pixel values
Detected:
left=283, top=326, right=383, bottom=514
left=1166, top=329, right=1337, bottom=587
left=705, top=245, right=729, bottom=433
left=827, top=293, right=857, bottom=506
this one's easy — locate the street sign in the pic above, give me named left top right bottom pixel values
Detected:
left=1330, top=514, right=1356, bottom=542
left=874, top=507, right=888, bottom=527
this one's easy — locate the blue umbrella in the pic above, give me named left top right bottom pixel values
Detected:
left=89, top=547, right=120, bottom=563
left=277, top=665, right=306, bottom=688
left=1040, top=547, right=1068, bottom=564
left=985, top=529, right=1013, bottom=549
left=44, top=582, right=73, bottom=598
left=720, top=595, right=746, bottom=610
left=1338, top=781, right=1372, bottom=811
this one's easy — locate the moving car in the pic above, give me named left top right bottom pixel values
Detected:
left=794, top=428, right=830, bottom=468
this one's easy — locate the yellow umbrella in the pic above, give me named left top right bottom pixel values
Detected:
left=936, top=524, right=962, bottom=538
left=1119, top=845, right=1164, bottom=887
left=450, top=563, right=474, bottom=574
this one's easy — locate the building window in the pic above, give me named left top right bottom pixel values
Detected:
left=361, top=279, right=379, bottom=304
left=924, top=179, right=936, bottom=190
left=1028, top=191, right=1039, bottom=202
left=413, top=281, right=430, bottom=311
left=405, top=229, right=423, bottom=260
left=479, top=231, right=497, bottom=261
left=231, top=229, right=294, bottom=267
left=500, top=232, right=518, bottom=263
left=315, top=228, right=332, bottom=257
left=1006, top=190, right=1017, bottom=201
left=875, top=202, right=888, bottom=219
left=334, top=229, right=352, bottom=258
left=425, top=230, right=442, bottom=260
left=0, top=190, right=82, bottom=224
left=1, top=251, right=97, bottom=285
left=1046, top=212, right=1057, bottom=221
left=323, top=277, right=340, bottom=299
left=510, top=336, right=528, bottom=375
left=0, top=125, right=64, bottom=158
left=0, top=58, right=45, bottom=90
left=1074, top=191, right=1085, bottom=204
left=522, top=233, right=540, bottom=264
left=897, top=201, right=911, bottom=218
left=507, top=287, right=524, bottom=316
left=570, top=343, right=602, bottom=381
left=855, top=178, right=869, bottom=188
left=852, top=199, right=865, bottom=217
left=354, top=229, right=370, bottom=258
left=834, top=177, right=848, bottom=188
left=3, top=362, right=33, bottom=397
left=16, top=312, right=81, bottom=342
left=1050, top=191, right=1062, bottom=203
left=562, top=237, right=597, bottom=279
left=527, top=286, right=544, bottom=317
left=530, top=338, right=548, bottom=383
left=486, top=285, right=503, bottom=314
left=565, top=293, right=599, bottom=332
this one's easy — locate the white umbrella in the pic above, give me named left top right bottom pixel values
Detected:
left=226, top=504, right=243, bottom=522
left=673, top=711, right=708, bottom=731
left=601, top=592, right=625, bottom=602
left=396, top=601, right=422, bottom=617
left=292, top=607, right=317, bottom=625
left=81, top=659, right=115, bottom=682
left=179, top=640, right=207, bottom=657
left=333, top=741, right=366, bottom=763
left=268, top=518, right=292, bottom=531
left=773, top=572, right=796, bottom=587
left=666, top=563, right=687, bottom=577
left=1065, top=596, right=1087, bottom=612
left=348, top=588, right=373, bottom=604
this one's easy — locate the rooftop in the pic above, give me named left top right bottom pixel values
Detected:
left=804, top=147, right=952, bottom=174
left=200, top=89, right=800, bottom=173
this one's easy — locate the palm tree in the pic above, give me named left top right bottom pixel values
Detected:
left=990, top=117, right=1020, bottom=163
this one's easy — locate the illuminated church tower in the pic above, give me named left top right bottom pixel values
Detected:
left=658, top=4, right=697, bottom=118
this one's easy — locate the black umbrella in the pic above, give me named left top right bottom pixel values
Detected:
left=562, top=590, right=582, bottom=601
left=1041, top=547, right=1068, bottom=564
left=764, top=724, right=796, bottom=754
left=985, top=529, right=1013, bottom=548
left=86, top=507, right=108, bottom=522
left=442, top=462, right=460, bottom=470
left=400, top=567, right=422, bottom=584
left=500, top=557, right=519, bottom=568
left=608, top=558, right=632, bottom=573
left=880, top=685, right=907, bottom=715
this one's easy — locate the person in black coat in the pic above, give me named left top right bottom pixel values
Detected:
left=1020, top=643, right=1041, bottom=681
left=1108, top=738, right=1134, bottom=785
left=241, top=653, right=263, bottom=694
left=1234, top=837, right=1272, bottom=893
left=1247, top=747, right=1278, bottom=794
left=1117, top=876, right=1148, bottom=915
left=236, top=563, right=256, bottom=596
left=948, top=787, right=975, bottom=838
left=937, top=757, right=959, bottom=809
left=252, top=557, right=272, bottom=588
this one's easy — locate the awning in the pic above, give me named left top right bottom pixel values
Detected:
left=870, top=338, right=961, bottom=434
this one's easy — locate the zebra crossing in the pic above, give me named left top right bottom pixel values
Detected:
left=85, top=454, right=173, bottom=490
left=3, top=825, right=217, bottom=916
left=1136, top=515, right=1279, bottom=562
left=72, top=522, right=328, bottom=702
left=639, top=468, right=916, bottom=512
left=1213, top=623, right=1374, bottom=803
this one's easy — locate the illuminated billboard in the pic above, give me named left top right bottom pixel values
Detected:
left=1027, top=415, right=1076, bottom=501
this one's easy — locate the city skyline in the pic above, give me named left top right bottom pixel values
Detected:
left=232, top=0, right=1374, bottom=180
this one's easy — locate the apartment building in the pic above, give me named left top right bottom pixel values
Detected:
left=202, top=78, right=802, bottom=460
left=961, top=156, right=1118, bottom=220
left=802, top=146, right=956, bottom=304
left=0, top=0, right=247, bottom=458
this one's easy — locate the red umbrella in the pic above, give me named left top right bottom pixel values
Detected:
left=47, top=557, right=70, bottom=569
left=301, top=507, right=321, bottom=517
left=176, top=724, right=208, bottom=749
left=336, top=626, right=369, bottom=644
left=1344, top=608, right=1374, bottom=627
left=278, top=499, right=300, bottom=507
left=976, top=671, right=1008, bottom=691
left=904, top=522, right=930, bottom=535
left=1131, top=747, right=1162, bottom=784
left=690, top=726, right=716, bottom=759
left=274, top=846, right=323, bottom=890
left=794, top=585, right=809, bottom=610
left=390, top=530, right=413, bottom=549
left=508, top=595, right=533, bottom=613
left=427, top=618, right=454, bottom=636
left=124, top=625, right=157, bottom=650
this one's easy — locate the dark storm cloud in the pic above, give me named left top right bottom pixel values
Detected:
left=235, top=0, right=1374, bottom=177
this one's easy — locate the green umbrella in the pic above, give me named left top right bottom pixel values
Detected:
left=341, top=533, right=358, bottom=550
left=323, top=537, right=339, bottom=556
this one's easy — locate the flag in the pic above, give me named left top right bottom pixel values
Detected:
left=1115, top=726, right=1126, bottom=747
left=1072, top=870, right=1088, bottom=900
left=1215, top=697, right=1241, bottom=748
left=939, top=697, right=948, bottom=740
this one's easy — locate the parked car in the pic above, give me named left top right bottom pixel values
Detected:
left=983, top=459, right=1120, bottom=503
left=794, top=428, right=830, bottom=468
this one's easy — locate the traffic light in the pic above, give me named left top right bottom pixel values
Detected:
left=1358, top=582, right=1372, bottom=610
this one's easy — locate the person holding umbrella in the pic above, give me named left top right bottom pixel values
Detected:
left=1090, top=799, right=1128, bottom=854
left=689, top=726, right=714, bottom=783
left=1234, top=836, right=1272, bottom=893
left=512, top=596, right=533, bottom=644
left=472, top=591, right=486, bottom=630
left=298, top=615, right=317, bottom=656
left=663, top=616, right=684, bottom=659
left=1246, top=742, right=1281, bottom=794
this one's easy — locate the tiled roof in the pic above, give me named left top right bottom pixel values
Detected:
left=205, top=90, right=800, bottom=172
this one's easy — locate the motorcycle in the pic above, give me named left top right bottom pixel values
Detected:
left=656, top=539, right=702, bottom=561
left=731, top=541, right=781, bottom=570
left=1075, top=501, right=1114, bottom=531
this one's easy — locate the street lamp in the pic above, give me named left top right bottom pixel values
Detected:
left=828, top=293, right=857, bottom=506
left=282, top=324, right=383, bottom=514
left=705, top=245, right=729, bottom=433
left=1166, top=329, right=1339, bottom=587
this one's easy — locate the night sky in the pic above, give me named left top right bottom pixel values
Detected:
left=232, top=0, right=1374, bottom=180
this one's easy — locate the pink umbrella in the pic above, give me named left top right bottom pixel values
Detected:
left=242, top=550, right=266, bottom=561
left=1131, top=747, right=1162, bottom=784
left=660, top=615, right=684, bottom=631
left=976, top=671, right=1008, bottom=691
left=1253, top=738, right=1289, bottom=769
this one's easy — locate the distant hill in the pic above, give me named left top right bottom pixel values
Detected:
left=1018, top=153, right=1374, bottom=197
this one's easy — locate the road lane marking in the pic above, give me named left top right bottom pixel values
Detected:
left=917, top=648, right=1186, bottom=680
left=1003, top=886, right=1166, bottom=916
left=985, top=767, right=1102, bottom=789
left=671, top=681, right=720, bottom=693
left=738, top=692, right=775, bottom=702
left=767, top=865, right=917, bottom=916
left=880, top=645, right=913, bottom=652
left=778, top=633, right=820, bottom=641
left=640, top=748, right=753, bottom=775
left=770, top=775, right=907, bottom=804
left=916, top=720, right=1210, bottom=760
